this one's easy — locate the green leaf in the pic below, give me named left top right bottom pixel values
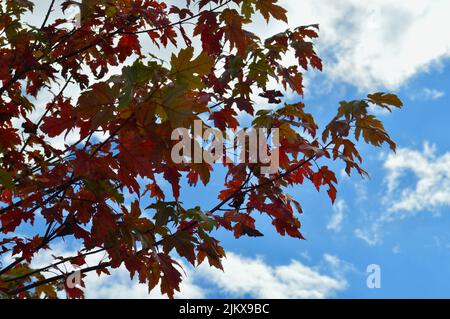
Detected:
left=367, top=92, right=403, bottom=108
left=241, top=0, right=256, bottom=19
left=119, top=61, right=159, bottom=109
left=337, top=100, right=369, bottom=118
left=185, top=207, right=216, bottom=231
left=252, top=109, right=273, bottom=128
left=170, top=47, right=214, bottom=87
left=147, top=201, right=179, bottom=230
left=0, top=168, right=14, bottom=189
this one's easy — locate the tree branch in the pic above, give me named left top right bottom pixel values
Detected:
left=123, top=0, right=232, bottom=35
left=3, top=248, right=105, bottom=283
left=40, top=0, right=56, bottom=30
left=153, top=138, right=337, bottom=247
left=7, top=262, right=111, bottom=296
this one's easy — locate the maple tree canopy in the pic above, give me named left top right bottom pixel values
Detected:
left=0, top=0, right=403, bottom=299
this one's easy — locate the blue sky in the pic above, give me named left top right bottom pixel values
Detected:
left=172, top=0, right=450, bottom=298
left=168, top=0, right=450, bottom=298
left=6, top=0, right=450, bottom=299
left=164, top=60, right=450, bottom=298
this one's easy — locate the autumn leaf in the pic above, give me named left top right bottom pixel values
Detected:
left=117, top=34, right=141, bottom=62
left=158, top=253, right=182, bottom=299
left=0, top=169, right=14, bottom=190
left=355, top=115, right=397, bottom=151
left=221, top=8, right=252, bottom=55
left=0, top=0, right=403, bottom=300
left=170, top=47, right=214, bottom=83
left=367, top=92, right=403, bottom=110
left=255, top=0, right=288, bottom=23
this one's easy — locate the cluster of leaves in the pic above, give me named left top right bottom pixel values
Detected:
left=0, top=0, right=402, bottom=298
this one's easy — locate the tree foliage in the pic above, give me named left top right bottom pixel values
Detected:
left=0, top=0, right=402, bottom=298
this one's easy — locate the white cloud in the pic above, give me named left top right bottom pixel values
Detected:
left=327, top=199, right=346, bottom=232
left=392, top=244, right=401, bottom=254
left=28, top=0, right=450, bottom=95
left=355, top=142, right=450, bottom=245
left=88, top=252, right=348, bottom=299
left=276, top=0, right=450, bottom=90
left=4, top=243, right=204, bottom=299
left=195, top=252, right=347, bottom=299
left=409, top=88, right=445, bottom=101
left=384, top=142, right=450, bottom=215
left=6, top=245, right=348, bottom=299
left=83, top=262, right=205, bottom=299
left=355, top=225, right=382, bottom=246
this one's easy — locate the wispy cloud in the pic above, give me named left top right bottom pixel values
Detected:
left=327, top=199, right=347, bottom=232
left=276, top=0, right=450, bottom=90
left=27, top=0, right=450, bottom=98
left=384, top=142, right=450, bottom=215
left=354, top=224, right=383, bottom=246
left=196, top=252, right=348, bottom=299
left=13, top=245, right=349, bottom=299
left=355, top=142, right=450, bottom=245
left=89, top=252, right=349, bottom=298
left=409, top=88, right=445, bottom=101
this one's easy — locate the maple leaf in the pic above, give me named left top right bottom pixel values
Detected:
left=0, top=169, right=14, bottom=190
left=0, top=127, right=21, bottom=150
left=255, top=0, right=288, bottom=23
left=0, top=0, right=404, bottom=300
left=312, top=166, right=338, bottom=203
left=36, top=283, right=57, bottom=299
left=64, top=282, right=84, bottom=299
left=367, top=92, right=403, bottom=111
left=117, top=34, right=141, bottom=62
left=259, top=90, right=284, bottom=104
left=355, top=115, right=396, bottom=151
left=187, top=163, right=212, bottom=186
left=163, top=231, right=197, bottom=266
left=210, top=107, right=239, bottom=130
left=157, top=253, right=182, bottom=299
left=170, top=47, right=214, bottom=83
left=221, top=8, right=252, bottom=55
left=70, top=253, right=87, bottom=267
left=233, top=96, right=254, bottom=114
left=91, top=205, right=118, bottom=243
left=241, top=225, right=264, bottom=237
left=194, top=11, right=224, bottom=55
